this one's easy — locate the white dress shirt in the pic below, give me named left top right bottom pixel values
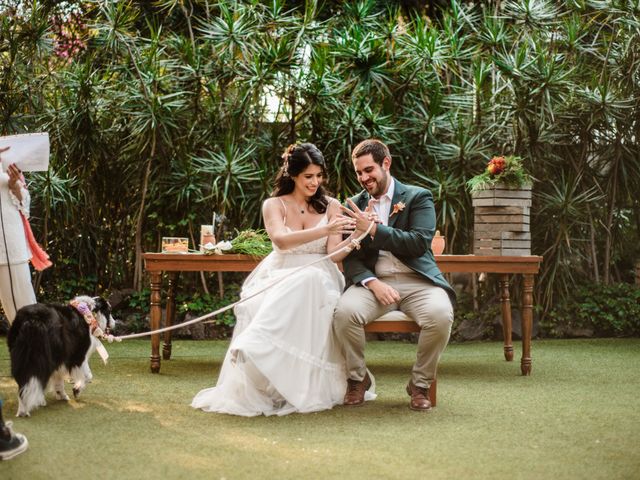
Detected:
left=361, top=179, right=412, bottom=288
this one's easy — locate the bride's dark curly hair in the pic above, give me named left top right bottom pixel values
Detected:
left=272, top=143, right=330, bottom=214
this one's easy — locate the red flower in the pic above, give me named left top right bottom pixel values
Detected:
left=487, top=156, right=506, bottom=176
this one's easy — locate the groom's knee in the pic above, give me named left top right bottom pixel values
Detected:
left=333, top=303, right=364, bottom=334
left=414, top=296, right=454, bottom=333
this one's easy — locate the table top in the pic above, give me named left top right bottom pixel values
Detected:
left=143, top=253, right=542, bottom=274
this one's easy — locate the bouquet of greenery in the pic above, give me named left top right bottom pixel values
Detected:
left=230, top=229, right=273, bottom=256
left=467, top=155, right=532, bottom=194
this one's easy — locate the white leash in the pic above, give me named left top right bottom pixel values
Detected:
left=107, top=223, right=374, bottom=343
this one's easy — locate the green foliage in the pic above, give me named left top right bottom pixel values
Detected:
left=230, top=229, right=273, bottom=256
left=1, top=1, right=639, bottom=317
left=126, top=289, right=151, bottom=313
left=543, top=283, right=640, bottom=337
left=466, top=155, right=532, bottom=194
left=39, top=274, right=99, bottom=303
left=122, top=313, right=149, bottom=334
left=450, top=291, right=501, bottom=341
left=176, top=285, right=241, bottom=327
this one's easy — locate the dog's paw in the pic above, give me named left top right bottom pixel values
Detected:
left=16, top=409, right=30, bottom=418
left=55, top=391, right=70, bottom=401
left=72, top=385, right=85, bottom=398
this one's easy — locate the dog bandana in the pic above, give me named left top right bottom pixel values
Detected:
left=69, top=300, right=109, bottom=364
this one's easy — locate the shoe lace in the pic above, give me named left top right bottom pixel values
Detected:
left=346, top=379, right=360, bottom=393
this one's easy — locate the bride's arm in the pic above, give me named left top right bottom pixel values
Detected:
left=263, top=198, right=354, bottom=251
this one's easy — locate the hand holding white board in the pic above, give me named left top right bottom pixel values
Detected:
left=0, top=133, right=50, bottom=172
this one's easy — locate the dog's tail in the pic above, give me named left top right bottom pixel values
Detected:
left=8, top=308, right=55, bottom=398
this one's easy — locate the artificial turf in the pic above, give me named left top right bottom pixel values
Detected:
left=1, top=338, right=638, bottom=479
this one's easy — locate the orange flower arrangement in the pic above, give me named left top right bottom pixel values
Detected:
left=390, top=201, right=406, bottom=218
left=467, top=155, right=531, bottom=193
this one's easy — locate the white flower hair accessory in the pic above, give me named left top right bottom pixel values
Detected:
left=280, top=144, right=296, bottom=177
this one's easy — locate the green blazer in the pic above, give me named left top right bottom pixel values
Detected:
left=343, top=178, right=456, bottom=302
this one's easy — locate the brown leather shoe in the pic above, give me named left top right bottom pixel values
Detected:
left=406, top=381, right=432, bottom=412
left=343, top=373, right=372, bottom=406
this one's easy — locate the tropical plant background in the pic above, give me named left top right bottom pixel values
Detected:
left=1, top=0, right=638, bottom=333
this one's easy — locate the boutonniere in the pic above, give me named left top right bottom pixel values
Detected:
left=389, top=201, right=406, bottom=218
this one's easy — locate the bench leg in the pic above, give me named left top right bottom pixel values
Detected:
left=430, top=378, right=437, bottom=407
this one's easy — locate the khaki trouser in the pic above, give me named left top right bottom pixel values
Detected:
left=0, top=262, right=36, bottom=324
left=333, top=272, right=453, bottom=389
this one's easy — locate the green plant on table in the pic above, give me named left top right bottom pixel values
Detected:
left=230, top=229, right=273, bottom=256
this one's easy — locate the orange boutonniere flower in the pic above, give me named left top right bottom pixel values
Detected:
left=390, top=201, right=406, bottom=218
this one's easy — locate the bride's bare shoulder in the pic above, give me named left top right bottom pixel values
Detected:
left=325, top=196, right=342, bottom=213
left=263, top=196, right=284, bottom=209
left=262, top=197, right=286, bottom=217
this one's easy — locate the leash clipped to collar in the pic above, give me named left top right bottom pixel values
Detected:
left=69, top=300, right=111, bottom=364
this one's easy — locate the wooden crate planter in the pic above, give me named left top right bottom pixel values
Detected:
left=472, top=184, right=532, bottom=256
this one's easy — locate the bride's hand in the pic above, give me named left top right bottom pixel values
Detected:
left=326, top=215, right=356, bottom=235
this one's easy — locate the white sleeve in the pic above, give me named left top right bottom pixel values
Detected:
left=9, top=182, right=30, bottom=219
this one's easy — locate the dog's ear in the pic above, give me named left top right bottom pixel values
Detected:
left=92, top=296, right=112, bottom=313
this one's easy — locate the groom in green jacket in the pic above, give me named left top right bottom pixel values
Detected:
left=334, top=138, right=455, bottom=411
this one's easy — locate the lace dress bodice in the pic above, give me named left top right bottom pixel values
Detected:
left=274, top=220, right=327, bottom=255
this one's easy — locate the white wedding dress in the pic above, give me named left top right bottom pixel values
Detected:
left=192, top=215, right=368, bottom=416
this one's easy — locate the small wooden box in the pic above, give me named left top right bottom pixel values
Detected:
left=472, top=185, right=532, bottom=256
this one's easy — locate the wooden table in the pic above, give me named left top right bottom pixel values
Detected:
left=143, top=253, right=542, bottom=375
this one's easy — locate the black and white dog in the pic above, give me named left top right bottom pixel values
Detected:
left=7, top=295, right=116, bottom=417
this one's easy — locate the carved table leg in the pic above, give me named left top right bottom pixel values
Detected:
left=521, top=274, right=534, bottom=375
left=149, top=271, right=162, bottom=373
left=163, top=272, right=179, bottom=360
left=499, top=274, right=514, bottom=361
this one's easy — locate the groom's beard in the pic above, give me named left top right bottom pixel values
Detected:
left=362, top=172, right=389, bottom=199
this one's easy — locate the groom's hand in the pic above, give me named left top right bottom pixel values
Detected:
left=342, top=199, right=378, bottom=236
left=367, top=279, right=401, bottom=306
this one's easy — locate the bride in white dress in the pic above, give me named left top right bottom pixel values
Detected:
left=191, top=143, right=373, bottom=416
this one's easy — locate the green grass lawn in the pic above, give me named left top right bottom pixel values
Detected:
left=1, top=338, right=639, bottom=479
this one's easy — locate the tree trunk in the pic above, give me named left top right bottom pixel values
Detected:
left=586, top=204, right=599, bottom=283
left=288, top=88, right=296, bottom=144
left=603, top=154, right=619, bottom=285
left=133, top=133, right=156, bottom=291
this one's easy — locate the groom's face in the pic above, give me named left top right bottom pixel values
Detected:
left=352, top=154, right=391, bottom=199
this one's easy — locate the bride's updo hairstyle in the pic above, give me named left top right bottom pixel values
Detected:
left=273, top=143, right=330, bottom=214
